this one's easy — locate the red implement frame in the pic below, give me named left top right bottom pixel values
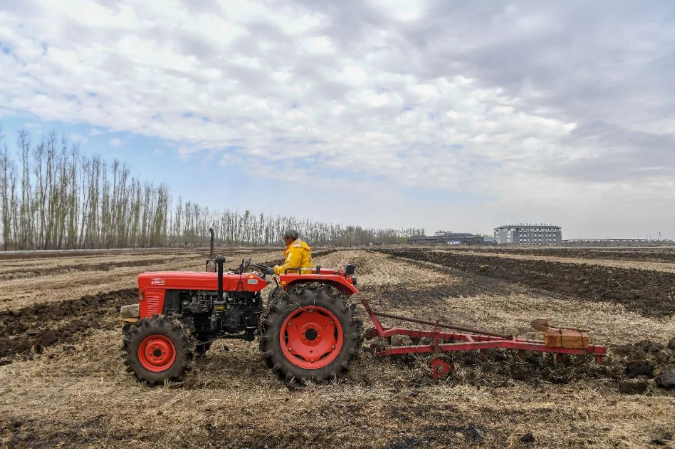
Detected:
left=360, top=299, right=606, bottom=365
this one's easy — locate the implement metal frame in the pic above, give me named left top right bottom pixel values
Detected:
left=360, top=299, right=606, bottom=364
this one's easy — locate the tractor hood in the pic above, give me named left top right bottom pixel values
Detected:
left=138, top=271, right=267, bottom=293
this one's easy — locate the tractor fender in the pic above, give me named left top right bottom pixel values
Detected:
left=282, top=276, right=359, bottom=296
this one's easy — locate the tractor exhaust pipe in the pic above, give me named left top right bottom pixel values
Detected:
left=206, top=228, right=216, bottom=272
left=209, top=227, right=215, bottom=260
left=215, top=255, right=225, bottom=301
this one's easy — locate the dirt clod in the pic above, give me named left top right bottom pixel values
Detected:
left=637, top=340, right=665, bottom=353
left=520, top=433, right=535, bottom=443
left=655, top=364, right=675, bottom=389
left=651, top=431, right=673, bottom=446
left=613, top=340, right=675, bottom=388
left=626, top=360, right=655, bottom=378
left=618, top=380, right=650, bottom=395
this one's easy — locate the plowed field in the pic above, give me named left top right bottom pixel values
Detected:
left=1, top=247, right=673, bottom=448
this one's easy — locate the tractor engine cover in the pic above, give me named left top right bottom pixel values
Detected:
left=137, top=271, right=267, bottom=318
left=136, top=271, right=267, bottom=338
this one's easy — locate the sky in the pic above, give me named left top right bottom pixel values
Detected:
left=0, top=0, right=674, bottom=239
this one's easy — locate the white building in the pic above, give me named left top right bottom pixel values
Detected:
left=494, top=224, right=562, bottom=245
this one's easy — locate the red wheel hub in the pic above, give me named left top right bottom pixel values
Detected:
left=430, top=356, right=453, bottom=379
left=138, top=335, right=177, bottom=372
left=280, top=305, right=343, bottom=369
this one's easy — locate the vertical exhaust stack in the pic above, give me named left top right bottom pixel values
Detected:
left=206, top=228, right=216, bottom=272
left=215, top=255, right=225, bottom=301
left=209, top=227, right=215, bottom=260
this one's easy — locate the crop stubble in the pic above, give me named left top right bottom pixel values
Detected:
left=0, top=248, right=673, bottom=448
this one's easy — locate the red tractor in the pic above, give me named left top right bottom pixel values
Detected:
left=121, top=238, right=607, bottom=384
left=121, top=255, right=361, bottom=384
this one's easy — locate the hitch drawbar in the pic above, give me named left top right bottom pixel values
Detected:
left=360, top=299, right=606, bottom=378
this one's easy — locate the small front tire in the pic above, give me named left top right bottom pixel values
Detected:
left=122, top=315, right=195, bottom=385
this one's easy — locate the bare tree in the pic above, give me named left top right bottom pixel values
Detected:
left=0, top=136, right=14, bottom=250
left=0, top=130, right=424, bottom=250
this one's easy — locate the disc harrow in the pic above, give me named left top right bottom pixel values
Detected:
left=360, top=299, right=606, bottom=378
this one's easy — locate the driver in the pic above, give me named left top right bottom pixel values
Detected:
left=272, top=230, right=313, bottom=275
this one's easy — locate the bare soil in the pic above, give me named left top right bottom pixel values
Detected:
left=0, top=289, right=137, bottom=360
left=0, top=248, right=281, bottom=312
left=429, top=248, right=675, bottom=274
left=447, top=245, right=675, bottom=263
left=0, top=248, right=673, bottom=448
left=381, top=249, right=675, bottom=318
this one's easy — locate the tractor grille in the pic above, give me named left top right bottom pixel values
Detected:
left=164, top=290, right=181, bottom=313
left=145, top=291, right=163, bottom=316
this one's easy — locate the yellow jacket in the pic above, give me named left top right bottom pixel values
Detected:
left=274, top=239, right=313, bottom=274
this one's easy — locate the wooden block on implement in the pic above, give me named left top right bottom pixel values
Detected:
left=120, top=317, right=139, bottom=324
left=544, top=328, right=589, bottom=349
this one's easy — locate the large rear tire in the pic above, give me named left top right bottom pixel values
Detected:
left=122, top=315, right=195, bottom=385
left=260, top=283, right=360, bottom=382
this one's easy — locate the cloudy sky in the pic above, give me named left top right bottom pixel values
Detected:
left=1, top=0, right=674, bottom=239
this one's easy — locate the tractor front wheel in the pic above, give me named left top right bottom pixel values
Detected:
left=122, top=315, right=195, bottom=385
left=260, top=284, right=360, bottom=382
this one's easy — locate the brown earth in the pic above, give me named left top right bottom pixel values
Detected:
left=0, top=248, right=673, bottom=448
left=446, top=245, right=675, bottom=263
left=0, top=289, right=138, bottom=360
left=380, top=249, right=675, bottom=318
left=428, top=247, right=675, bottom=274
left=0, top=248, right=282, bottom=312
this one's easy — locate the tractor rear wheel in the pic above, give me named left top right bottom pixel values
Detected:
left=260, top=283, right=360, bottom=382
left=122, top=315, right=195, bottom=385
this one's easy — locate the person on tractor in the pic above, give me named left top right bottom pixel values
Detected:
left=271, top=229, right=313, bottom=275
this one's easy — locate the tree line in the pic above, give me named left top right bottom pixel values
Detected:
left=0, top=130, right=423, bottom=250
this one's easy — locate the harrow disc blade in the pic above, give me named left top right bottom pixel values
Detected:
left=430, top=355, right=453, bottom=379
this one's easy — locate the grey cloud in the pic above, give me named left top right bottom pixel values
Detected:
left=295, top=0, right=675, bottom=185
left=421, top=2, right=675, bottom=123
left=2, top=0, right=674, bottom=237
left=168, top=31, right=223, bottom=61
left=552, top=121, right=675, bottom=182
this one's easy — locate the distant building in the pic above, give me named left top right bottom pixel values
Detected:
left=408, top=231, right=484, bottom=245
left=494, top=224, right=562, bottom=245
left=407, top=235, right=444, bottom=245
